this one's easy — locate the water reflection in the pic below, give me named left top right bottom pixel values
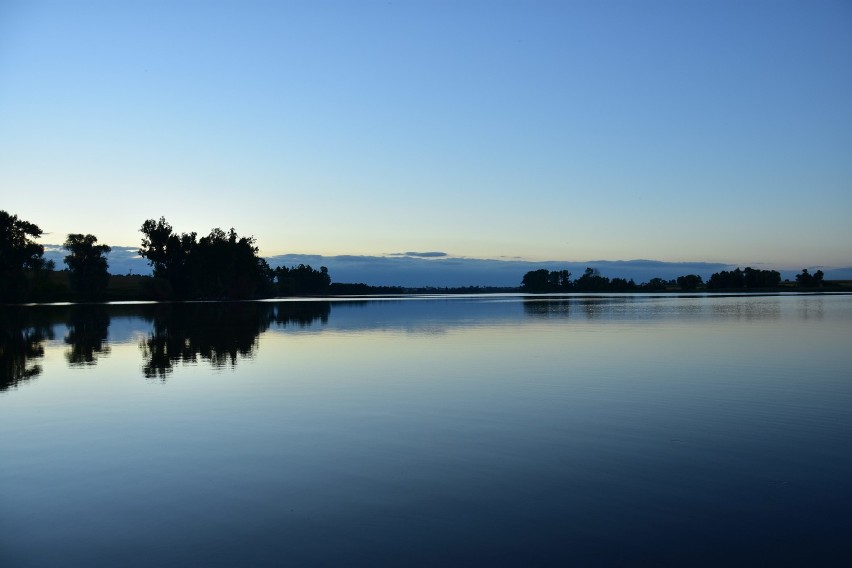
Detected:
left=140, top=302, right=331, bottom=379
left=0, top=307, right=55, bottom=390
left=798, top=296, right=825, bottom=320
left=4, top=294, right=851, bottom=566
left=272, top=300, right=332, bottom=327
left=710, top=297, right=781, bottom=320
left=523, top=297, right=571, bottom=318
left=1, top=301, right=333, bottom=386
left=522, top=294, right=786, bottom=322
left=65, top=306, right=110, bottom=366
left=1, top=295, right=846, bottom=387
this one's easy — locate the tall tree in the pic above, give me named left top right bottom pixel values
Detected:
left=139, top=218, right=197, bottom=298
left=521, top=269, right=571, bottom=293
left=743, top=267, right=781, bottom=288
left=139, top=218, right=274, bottom=299
left=63, top=234, right=112, bottom=300
left=187, top=227, right=273, bottom=299
left=274, top=264, right=331, bottom=296
left=676, top=274, right=703, bottom=290
left=574, top=267, right=610, bottom=291
left=795, top=269, right=824, bottom=288
left=0, top=211, right=51, bottom=302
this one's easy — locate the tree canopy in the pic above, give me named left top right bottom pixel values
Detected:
left=521, top=269, right=572, bottom=293
left=274, top=264, right=331, bottom=296
left=795, top=269, right=824, bottom=288
left=63, top=234, right=111, bottom=300
left=0, top=211, right=51, bottom=302
left=706, top=267, right=781, bottom=290
left=139, top=218, right=273, bottom=300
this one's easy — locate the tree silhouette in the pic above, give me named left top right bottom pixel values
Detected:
left=574, top=267, right=610, bottom=291
left=795, top=269, right=824, bottom=288
left=743, top=267, right=780, bottom=288
left=63, top=234, right=111, bottom=300
left=64, top=305, right=111, bottom=365
left=139, top=218, right=274, bottom=299
left=707, top=268, right=745, bottom=289
left=139, top=217, right=197, bottom=298
left=0, top=211, right=52, bottom=302
left=187, top=228, right=274, bottom=299
left=610, top=277, right=637, bottom=291
left=642, top=277, right=671, bottom=291
left=274, top=264, right=331, bottom=295
left=0, top=306, right=55, bottom=390
left=521, top=269, right=571, bottom=292
left=676, top=274, right=703, bottom=290
left=139, top=303, right=274, bottom=379
left=707, top=267, right=781, bottom=290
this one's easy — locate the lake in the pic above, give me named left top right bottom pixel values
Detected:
left=2, top=294, right=851, bottom=566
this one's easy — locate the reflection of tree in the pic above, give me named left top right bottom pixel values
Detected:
left=0, top=307, right=55, bottom=391
left=523, top=298, right=571, bottom=318
left=65, top=306, right=111, bottom=365
left=139, top=302, right=332, bottom=379
left=140, top=303, right=269, bottom=379
left=523, top=297, right=640, bottom=320
left=272, top=302, right=331, bottom=327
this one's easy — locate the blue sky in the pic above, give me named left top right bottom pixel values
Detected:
left=2, top=0, right=851, bottom=281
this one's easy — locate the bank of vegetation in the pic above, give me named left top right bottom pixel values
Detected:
left=519, top=266, right=839, bottom=293
left=0, top=210, right=846, bottom=304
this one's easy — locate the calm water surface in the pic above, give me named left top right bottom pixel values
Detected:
left=2, top=294, right=851, bottom=566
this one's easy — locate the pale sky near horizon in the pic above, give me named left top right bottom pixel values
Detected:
left=1, top=0, right=850, bottom=270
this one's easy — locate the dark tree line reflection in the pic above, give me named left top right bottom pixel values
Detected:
left=2, top=296, right=791, bottom=390
left=139, top=302, right=331, bottom=379
left=0, top=307, right=54, bottom=391
left=523, top=298, right=572, bottom=318
left=523, top=295, right=784, bottom=321
left=65, top=306, right=111, bottom=365
left=141, top=303, right=267, bottom=379
left=523, top=297, right=632, bottom=319
left=1, top=302, right=332, bottom=388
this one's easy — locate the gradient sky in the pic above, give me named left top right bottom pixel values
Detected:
left=2, top=0, right=850, bottom=270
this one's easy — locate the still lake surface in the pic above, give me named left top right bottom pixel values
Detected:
left=2, top=293, right=851, bottom=566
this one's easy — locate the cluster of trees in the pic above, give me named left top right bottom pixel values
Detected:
left=0, top=211, right=334, bottom=302
left=522, top=265, right=831, bottom=293
left=795, top=269, right=825, bottom=288
left=63, top=234, right=112, bottom=299
left=1, top=211, right=54, bottom=302
left=139, top=217, right=334, bottom=299
left=274, top=264, right=331, bottom=296
left=1, top=210, right=113, bottom=301
left=521, top=268, right=666, bottom=292
left=138, top=217, right=275, bottom=299
left=705, top=267, right=781, bottom=289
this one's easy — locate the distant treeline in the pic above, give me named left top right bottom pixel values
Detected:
left=521, top=266, right=831, bottom=293
left=0, top=209, right=841, bottom=303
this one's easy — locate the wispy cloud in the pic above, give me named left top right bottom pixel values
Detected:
left=388, top=251, right=448, bottom=258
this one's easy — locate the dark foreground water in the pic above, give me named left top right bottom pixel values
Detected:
left=2, top=294, right=851, bottom=567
